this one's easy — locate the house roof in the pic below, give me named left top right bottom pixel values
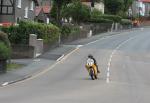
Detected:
left=42, top=6, right=51, bottom=13
left=35, top=7, right=42, bottom=16
left=139, top=0, right=150, bottom=2
left=35, top=6, right=51, bottom=16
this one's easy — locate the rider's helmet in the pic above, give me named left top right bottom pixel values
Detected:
left=88, top=54, right=93, bottom=58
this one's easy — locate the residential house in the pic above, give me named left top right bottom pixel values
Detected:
left=132, top=0, right=150, bottom=17
left=0, top=0, right=39, bottom=25
left=81, top=0, right=104, bottom=14
left=35, top=0, right=51, bottom=23
left=140, top=0, right=150, bottom=16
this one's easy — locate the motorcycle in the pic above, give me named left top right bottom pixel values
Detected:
left=85, top=64, right=98, bottom=80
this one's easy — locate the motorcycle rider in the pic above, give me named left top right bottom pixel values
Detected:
left=87, top=54, right=100, bottom=73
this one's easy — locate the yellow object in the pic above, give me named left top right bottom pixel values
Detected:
left=85, top=64, right=97, bottom=75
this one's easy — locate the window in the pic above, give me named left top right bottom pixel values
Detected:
left=17, top=0, right=21, bottom=8
left=46, top=18, right=50, bottom=24
left=24, top=7, right=28, bottom=18
left=16, top=17, right=21, bottom=23
left=30, top=1, right=34, bottom=10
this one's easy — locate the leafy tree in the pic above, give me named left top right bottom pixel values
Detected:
left=104, top=0, right=124, bottom=15
left=62, top=1, right=90, bottom=24
left=104, top=0, right=133, bottom=16
left=90, top=8, right=102, bottom=18
left=0, top=31, right=10, bottom=47
left=51, top=0, right=73, bottom=26
left=122, top=0, right=133, bottom=12
left=0, top=31, right=11, bottom=59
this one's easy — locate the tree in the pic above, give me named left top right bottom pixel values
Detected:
left=0, top=31, right=11, bottom=60
left=104, top=0, right=133, bottom=15
left=51, top=0, right=73, bottom=26
left=104, top=0, right=124, bottom=15
left=62, top=0, right=90, bottom=24
left=122, top=0, right=133, bottom=12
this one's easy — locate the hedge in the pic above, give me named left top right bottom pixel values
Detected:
left=61, top=24, right=80, bottom=40
left=0, top=31, right=10, bottom=47
left=89, top=14, right=122, bottom=23
left=0, top=31, right=11, bottom=59
left=0, top=42, right=11, bottom=59
left=99, top=15, right=122, bottom=23
left=1, top=21, right=60, bottom=44
left=90, top=8, right=103, bottom=19
left=120, top=19, right=132, bottom=25
left=87, top=18, right=113, bottom=23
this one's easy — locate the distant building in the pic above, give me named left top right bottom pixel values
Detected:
left=35, top=0, right=51, bottom=23
left=132, top=0, right=150, bottom=17
left=0, top=0, right=39, bottom=25
left=81, top=0, right=104, bottom=14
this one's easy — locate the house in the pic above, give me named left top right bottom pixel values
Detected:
left=139, top=0, right=150, bottom=16
left=131, top=0, right=150, bottom=17
left=34, top=0, right=51, bottom=23
left=81, top=0, right=104, bottom=14
left=0, top=0, right=39, bottom=26
left=35, top=6, right=51, bottom=23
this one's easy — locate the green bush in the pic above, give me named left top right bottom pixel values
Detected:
left=61, top=25, right=72, bottom=39
left=0, top=31, right=10, bottom=47
left=99, top=15, right=122, bottom=23
left=62, top=1, right=90, bottom=23
left=90, top=8, right=102, bottom=18
left=118, top=11, right=128, bottom=18
left=87, top=18, right=113, bottom=23
left=120, top=19, right=132, bottom=25
left=61, top=24, right=81, bottom=40
left=0, top=42, right=11, bottom=59
left=87, top=14, right=122, bottom=23
left=1, top=21, right=60, bottom=44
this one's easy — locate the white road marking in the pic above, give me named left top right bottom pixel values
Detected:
left=56, top=54, right=64, bottom=61
left=141, top=28, right=144, bottom=31
left=106, top=35, right=138, bottom=83
left=33, top=59, right=41, bottom=62
left=28, top=47, right=80, bottom=81
left=85, top=40, right=100, bottom=45
left=2, top=82, right=9, bottom=86
left=76, top=45, right=83, bottom=48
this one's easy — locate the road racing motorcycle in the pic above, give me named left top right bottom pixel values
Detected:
left=85, top=58, right=98, bottom=80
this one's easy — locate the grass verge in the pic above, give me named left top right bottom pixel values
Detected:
left=7, top=63, right=25, bottom=71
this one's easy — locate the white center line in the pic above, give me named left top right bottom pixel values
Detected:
left=106, top=35, right=137, bottom=83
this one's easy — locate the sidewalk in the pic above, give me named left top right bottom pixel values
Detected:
left=0, top=29, right=137, bottom=86
left=0, top=45, right=76, bottom=86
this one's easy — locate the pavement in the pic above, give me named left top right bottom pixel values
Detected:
left=0, top=29, right=137, bottom=87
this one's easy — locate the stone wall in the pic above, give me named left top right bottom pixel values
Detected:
left=81, top=23, right=112, bottom=35
left=11, top=45, right=35, bottom=59
left=43, top=42, right=59, bottom=53
left=61, top=28, right=88, bottom=44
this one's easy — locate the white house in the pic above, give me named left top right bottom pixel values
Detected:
left=132, top=0, right=150, bottom=17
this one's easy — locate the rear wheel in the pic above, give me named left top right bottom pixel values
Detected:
left=94, top=75, right=97, bottom=79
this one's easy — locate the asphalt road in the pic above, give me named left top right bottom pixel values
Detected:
left=0, top=28, right=150, bottom=103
